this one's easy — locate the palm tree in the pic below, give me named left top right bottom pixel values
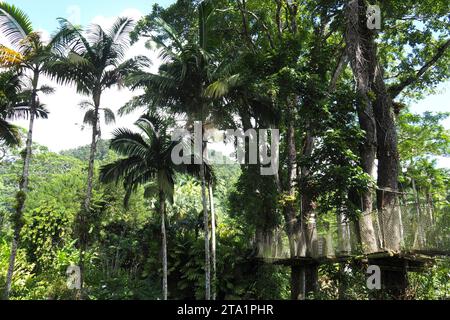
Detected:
left=0, top=71, right=22, bottom=147
left=0, top=3, right=64, bottom=299
left=99, top=114, right=187, bottom=300
left=0, top=71, right=51, bottom=147
left=48, top=17, right=146, bottom=291
left=208, top=180, right=217, bottom=300
left=123, top=1, right=236, bottom=299
left=79, top=100, right=116, bottom=136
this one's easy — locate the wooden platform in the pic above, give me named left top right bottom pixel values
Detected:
left=254, top=249, right=447, bottom=272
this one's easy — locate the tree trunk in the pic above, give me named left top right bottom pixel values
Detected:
left=284, top=117, right=311, bottom=301
left=345, top=0, right=379, bottom=254
left=200, top=162, right=211, bottom=300
left=290, top=265, right=305, bottom=300
left=304, top=263, right=319, bottom=297
left=208, top=183, right=217, bottom=300
left=159, top=190, right=168, bottom=300
left=4, top=69, right=39, bottom=300
left=285, top=118, right=300, bottom=258
left=373, top=80, right=403, bottom=251
left=79, top=91, right=101, bottom=296
left=338, top=263, right=347, bottom=300
left=345, top=0, right=406, bottom=298
left=300, top=131, right=319, bottom=298
left=369, top=257, right=409, bottom=300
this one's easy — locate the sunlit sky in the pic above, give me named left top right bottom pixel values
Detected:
left=3, top=1, right=449, bottom=168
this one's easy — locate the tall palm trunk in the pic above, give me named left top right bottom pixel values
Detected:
left=4, top=69, right=39, bottom=300
left=159, top=190, right=168, bottom=300
left=208, top=182, right=216, bottom=300
left=198, top=99, right=210, bottom=300
left=79, top=91, right=101, bottom=294
left=200, top=162, right=211, bottom=300
left=84, top=95, right=101, bottom=213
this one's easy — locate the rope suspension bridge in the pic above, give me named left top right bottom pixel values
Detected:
left=254, top=200, right=450, bottom=274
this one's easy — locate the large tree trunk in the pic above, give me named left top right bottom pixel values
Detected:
left=208, top=183, right=217, bottom=300
left=284, top=117, right=308, bottom=300
left=200, top=162, right=211, bottom=300
left=346, top=0, right=406, bottom=298
left=290, top=265, right=305, bottom=300
left=300, top=132, right=319, bottom=298
left=345, top=0, right=379, bottom=254
left=4, top=70, right=39, bottom=300
left=346, top=0, right=403, bottom=253
left=285, top=118, right=301, bottom=258
left=369, top=257, right=409, bottom=300
left=159, top=190, right=168, bottom=300
left=372, top=71, right=403, bottom=251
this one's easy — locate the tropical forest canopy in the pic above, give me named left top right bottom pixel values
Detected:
left=0, top=0, right=449, bottom=300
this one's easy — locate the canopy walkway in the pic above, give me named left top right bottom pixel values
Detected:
left=253, top=202, right=450, bottom=269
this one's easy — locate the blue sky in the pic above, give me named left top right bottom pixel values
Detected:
left=12, top=0, right=174, bottom=31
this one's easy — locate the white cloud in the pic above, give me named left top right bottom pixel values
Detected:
left=13, top=8, right=162, bottom=152
left=91, top=8, right=143, bottom=27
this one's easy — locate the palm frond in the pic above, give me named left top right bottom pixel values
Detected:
left=143, top=182, right=159, bottom=200
left=45, top=53, right=94, bottom=96
left=99, top=156, right=145, bottom=185
left=0, top=2, right=33, bottom=47
left=153, top=17, right=184, bottom=51
left=78, top=100, right=94, bottom=109
left=110, top=128, right=150, bottom=158
left=48, top=18, right=82, bottom=56
left=118, top=94, right=147, bottom=116
left=109, top=17, right=134, bottom=45
left=83, top=108, right=96, bottom=126
left=39, top=85, right=55, bottom=95
left=102, top=107, right=115, bottom=125
left=10, top=104, right=49, bottom=120
left=205, top=74, right=240, bottom=99
left=0, top=117, right=21, bottom=147
left=108, top=17, right=134, bottom=62
left=87, top=23, right=106, bottom=47
left=135, top=113, right=168, bottom=140
left=55, top=18, right=95, bottom=59
left=159, top=169, right=175, bottom=204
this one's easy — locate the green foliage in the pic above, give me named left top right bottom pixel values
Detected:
left=60, top=140, right=111, bottom=162
left=21, top=202, right=76, bottom=272
left=1, top=0, right=450, bottom=301
left=409, top=260, right=450, bottom=299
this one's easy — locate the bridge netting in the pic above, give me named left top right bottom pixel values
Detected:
left=254, top=201, right=450, bottom=260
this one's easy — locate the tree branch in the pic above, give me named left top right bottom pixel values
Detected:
left=328, top=48, right=349, bottom=94
left=389, top=39, right=450, bottom=99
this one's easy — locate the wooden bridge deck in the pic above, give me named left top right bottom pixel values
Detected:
left=255, top=249, right=450, bottom=272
